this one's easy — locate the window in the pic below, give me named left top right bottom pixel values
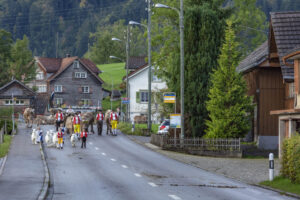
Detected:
left=75, top=72, right=87, bottom=79
left=73, top=60, right=79, bottom=69
left=82, top=86, right=89, bottom=93
left=54, top=98, right=63, bottom=106
left=140, top=91, right=149, bottom=103
left=54, top=85, right=62, bottom=92
left=4, top=100, right=24, bottom=105
left=37, top=85, right=47, bottom=93
left=36, top=72, right=44, bottom=80
left=15, top=100, right=24, bottom=105
left=5, top=100, right=12, bottom=105
left=81, top=99, right=90, bottom=106
left=289, top=82, right=295, bottom=98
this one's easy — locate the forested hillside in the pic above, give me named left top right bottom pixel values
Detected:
left=0, top=0, right=299, bottom=58
left=0, top=0, right=146, bottom=57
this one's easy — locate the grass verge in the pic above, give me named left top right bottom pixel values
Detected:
left=118, top=122, right=159, bottom=136
left=0, top=134, right=12, bottom=158
left=260, top=176, right=300, bottom=196
left=98, top=63, right=126, bottom=90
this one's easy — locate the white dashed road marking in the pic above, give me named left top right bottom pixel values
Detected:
left=168, top=195, right=181, bottom=200
left=95, top=147, right=99, bottom=150
left=134, top=173, right=142, bottom=177
left=121, top=165, right=128, bottom=169
left=148, top=182, right=157, bottom=187
left=101, top=153, right=106, bottom=156
left=89, top=142, right=93, bottom=145
left=110, top=158, right=116, bottom=162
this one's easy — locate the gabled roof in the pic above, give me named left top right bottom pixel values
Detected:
left=237, top=41, right=268, bottom=72
left=0, top=79, right=36, bottom=96
left=126, top=56, right=147, bottom=70
left=36, top=57, right=100, bottom=74
left=270, top=11, right=300, bottom=80
left=124, top=63, right=149, bottom=80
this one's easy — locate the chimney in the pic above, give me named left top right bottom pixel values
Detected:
left=66, top=54, right=71, bottom=57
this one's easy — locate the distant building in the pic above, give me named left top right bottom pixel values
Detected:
left=0, top=79, right=36, bottom=114
left=27, top=55, right=104, bottom=113
left=125, top=56, right=147, bottom=72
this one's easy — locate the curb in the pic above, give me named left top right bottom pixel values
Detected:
left=253, top=184, right=300, bottom=199
left=37, top=143, right=50, bottom=200
left=0, top=156, right=7, bottom=176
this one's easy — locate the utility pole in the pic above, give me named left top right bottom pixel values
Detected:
left=147, top=0, right=152, bottom=133
left=180, top=0, right=185, bottom=141
left=56, top=32, right=59, bottom=58
left=12, top=93, right=15, bottom=134
left=126, top=26, right=130, bottom=122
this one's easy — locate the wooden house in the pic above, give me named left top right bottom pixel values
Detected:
left=0, top=79, right=36, bottom=114
left=238, top=11, right=300, bottom=150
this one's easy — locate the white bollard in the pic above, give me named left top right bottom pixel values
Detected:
left=132, top=121, right=135, bottom=133
left=269, top=153, right=274, bottom=181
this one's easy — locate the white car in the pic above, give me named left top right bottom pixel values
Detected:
left=157, top=119, right=170, bottom=135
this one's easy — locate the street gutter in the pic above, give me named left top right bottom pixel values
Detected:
left=37, top=143, right=50, bottom=200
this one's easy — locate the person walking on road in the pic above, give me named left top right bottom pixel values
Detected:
left=37, top=126, right=43, bottom=144
left=96, top=109, right=104, bottom=135
left=81, top=128, right=88, bottom=148
left=57, top=127, right=64, bottom=149
left=110, top=110, right=118, bottom=136
left=73, top=113, right=81, bottom=138
left=55, top=109, right=64, bottom=131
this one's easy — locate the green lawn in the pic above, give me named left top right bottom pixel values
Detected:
left=0, top=134, right=12, bottom=158
left=118, top=122, right=159, bottom=136
left=260, top=176, right=300, bottom=196
left=98, top=63, right=126, bottom=90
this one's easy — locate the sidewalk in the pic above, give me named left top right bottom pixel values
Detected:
left=127, top=135, right=280, bottom=185
left=0, top=123, right=44, bottom=200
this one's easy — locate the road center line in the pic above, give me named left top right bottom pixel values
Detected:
left=95, top=147, right=99, bottom=150
left=101, top=153, right=106, bottom=156
left=110, top=158, right=116, bottom=162
left=121, top=165, right=128, bottom=169
left=134, top=173, right=142, bottom=177
left=148, top=182, right=157, bottom=187
left=89, top=142, right=93, bottom=145
left=168, top=195, right=182, bottom=200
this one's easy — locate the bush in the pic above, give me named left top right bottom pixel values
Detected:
left=118, top=122, right=158, bottom=136
left=281, top=135, right=300, bottom=184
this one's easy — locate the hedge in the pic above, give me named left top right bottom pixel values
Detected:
left=281, top=134, right=300, bottom=184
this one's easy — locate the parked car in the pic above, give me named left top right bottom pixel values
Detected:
left=157, top=119, right=170, bottom=135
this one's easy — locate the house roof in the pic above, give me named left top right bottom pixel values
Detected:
left=126, top=56, right=147, bottom=70
left=124, top=63, right=149, bottom=80
left=36, top=57, right=100, bottom=74
left=237, top=41, right=268, bottom=72
left=270, top=11, right=300, bottom=80
left=0, top=79, right=36, bottom=96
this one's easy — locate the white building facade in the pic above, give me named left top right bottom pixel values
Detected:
left=127, top=65, right=167, bottom=124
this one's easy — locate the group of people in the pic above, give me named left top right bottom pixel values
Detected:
left=52, top=108, right=120, bottom=149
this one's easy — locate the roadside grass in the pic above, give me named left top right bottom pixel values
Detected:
left=101, top=97, right=121, bottom=111
left=98, top=63, right=126, bottom=90
left=0, top=134, right=12, bottom=158
left=260, top=176, right=300, bottom=196
left=243, top=155, right=266, bottom=159
left=118, top=122, right=159, bottom=136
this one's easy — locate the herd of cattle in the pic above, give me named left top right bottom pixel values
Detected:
left=23, top=108, right=114, bottom=135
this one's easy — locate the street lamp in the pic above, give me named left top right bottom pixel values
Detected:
left=129, top=17, right=152, bottom=133
left=111, top=33, right=130, bottom=122
left=155, top=2, right=185, bottom=140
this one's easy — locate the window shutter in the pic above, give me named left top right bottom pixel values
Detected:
left=89, top=87, right=93, bottom=94
left=136, top=91, right=140, bottom=103
left=151, top=92, right=155, bottom=102
left=78, top=87, right=82, bottom=93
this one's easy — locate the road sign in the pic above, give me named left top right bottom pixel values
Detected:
left=122, top=97, right=130, bottom=104
left=164, top=92, right=176, bottom=103
left=170, top=114, right=181, bottom=128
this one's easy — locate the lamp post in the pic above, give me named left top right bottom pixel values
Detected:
left=129, top=17, right=152, bottom=133
left=155, top=2, right=185, bottom=140
left=111, top=29, right=130, bottom=122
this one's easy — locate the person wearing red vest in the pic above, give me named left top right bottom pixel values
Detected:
left=57, top=128, right=64, bottom=149
left=110, top=110, right=118, bottom=136
left=55, top=110, right=64, bottom=131
left=96, top=109, right=104, bottom=136
left=73, top=113, right=81, bottom=137
left=80, top=128, right=88, bottom=148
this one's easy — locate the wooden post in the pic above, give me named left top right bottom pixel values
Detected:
left=0, top=128, right=3, bottom=144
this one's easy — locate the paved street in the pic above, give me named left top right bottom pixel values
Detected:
left=43, top=125, right=294, bottom=200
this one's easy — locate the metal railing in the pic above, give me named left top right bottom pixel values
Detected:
left=164, top=137, right=241, bottom=151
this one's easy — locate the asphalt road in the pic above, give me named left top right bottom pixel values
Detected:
left=43, top=125, right=295, bottom=200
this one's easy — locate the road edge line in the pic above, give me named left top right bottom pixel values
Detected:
left=37, top=143, right=50, bottom=200
left=0, top=155, right=7, bottom=176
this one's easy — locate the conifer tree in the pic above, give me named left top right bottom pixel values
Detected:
left=205, top=21, right=253, bottom=138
